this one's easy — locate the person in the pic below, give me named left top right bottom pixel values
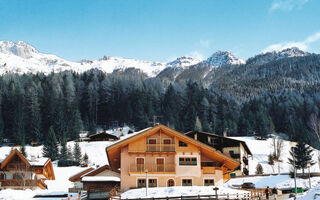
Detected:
left=272, top=187, right=277, bottom=200
left=265, top=186, right=270, bottom=199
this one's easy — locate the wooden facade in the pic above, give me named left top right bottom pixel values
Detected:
left=185, top=131, right=252, bottom=176
left=0, top=149, right=55, bottom=189
left=69, top=165, right=120, bottom=199
left=106, top=124, right=240, bottom=192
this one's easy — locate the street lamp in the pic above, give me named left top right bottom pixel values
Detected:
left=307, top=163, right=311, bottom=189
left=145, top=169, right=148, bottom=197
left=294, top=158, right=297, bottom=199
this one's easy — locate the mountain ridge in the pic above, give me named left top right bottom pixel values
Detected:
left=1, top=40, right=312, bottom=78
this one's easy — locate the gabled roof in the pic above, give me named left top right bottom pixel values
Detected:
left=69, top=167, right=95, bottom=182
left=0, top=149, right=31, bottom=169
left=81, top=164, right=113, bottom=177
left=106, top=124, right=240, bottom=171
left=185, top=131, right=252, bottom=155
left=89, top=132, right=119, bottom=140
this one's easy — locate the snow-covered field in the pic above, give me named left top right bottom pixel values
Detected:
left=230, top=136, right=320, bottom=174
left=226, top=175, right=320, bottom=189
left=121, top=186, right=250, bottom=199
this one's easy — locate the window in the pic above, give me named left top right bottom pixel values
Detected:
left=229, top=150, right=234, bottom=155
left=13, top=173, right=23, bottom=180
left=0, top=173, right=5, bottom=180
left=191, top=158, right=197, bottom=165
left=204, top=179, right=214, bottom=186
left=163, top=139, right=171, bottom=144
left=149, top=179, right=157, bottom=187
left=148, top=139, right=157, bottom=144
left=136, top=158, right=144, bottom=172
left=179, top=157, right=197, bottom=166
left=182, top=179, right=192, bottom=186
left=179, top=141, right=188, bottom=147
left=137, top=179, right=146, bottom=188
left=167, top=179, right=175, bottom=187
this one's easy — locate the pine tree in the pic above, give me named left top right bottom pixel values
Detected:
left=288, top=141, right=315, bottom=175
left=82, top=153, right=89, bottom=167
left=0, top=107, right=4, bottom=144
left=59, top=135, right=69, bottom=161
left=255, top=164, right=264, bottom=175
left=20, top=142, right=27, bottom=157
left=73, top=142, right=82, bottom=163
left=69, top=109, right=83, bottom=140
left=268, top=154, right=275, bottom=173
left=43, top=126, right=58, bottom=161
left=25, top=81, right=41, bottom=143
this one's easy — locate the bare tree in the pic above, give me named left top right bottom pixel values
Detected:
left=309, top=113, right=320, bottom=143
left=272, top=137, right=283, bottom=160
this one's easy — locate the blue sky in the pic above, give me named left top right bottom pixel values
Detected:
left=0, top=0, right=320, bottom=62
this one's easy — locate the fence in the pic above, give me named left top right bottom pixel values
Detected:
left=122, top=193, right=252, bottom=200
left=61, top=192, right=88, bottom=200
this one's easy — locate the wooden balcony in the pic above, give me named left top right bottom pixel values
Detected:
left=129, top=164, right=175, bottom=174
left=0, top=179, right=46, bottom=189
left=202, top=167, right=216, bottom=174
left=146, top=144, right=175, bottom=152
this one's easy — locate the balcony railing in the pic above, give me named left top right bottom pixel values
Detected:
left=146, top=144, right=175, bottom=152
left=0, top=179, right=45, bottom=188
left=129, top=164, right=175, bottom=173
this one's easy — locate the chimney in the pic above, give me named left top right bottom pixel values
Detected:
left=31, top=155, right=36, bottom=162
left=223, top=129, right=228, bottom=137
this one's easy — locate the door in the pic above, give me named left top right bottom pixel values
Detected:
left=156, top=158, right=164, bottom=172
left=137, top=158, right=144, bottom=172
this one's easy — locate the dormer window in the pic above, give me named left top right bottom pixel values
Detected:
left=179, top=141, right=187, bottom=147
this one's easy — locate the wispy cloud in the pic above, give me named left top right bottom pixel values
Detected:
left=269, top=0, right=309, bottom=11
left=187, top=50, right=205, bottom=60
left=198, top=39, right=212, bottom=48
left=263, top=31, right=320, bottom=52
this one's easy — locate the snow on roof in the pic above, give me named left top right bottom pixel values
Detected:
left=81, top=176, right=120, bottom=182
left=29, top=157, right=50, bottom=166
left=69, top=167, right=94, bottom=179
left=121, top=186, right=249, bottom=199
left=110, top=127, right=152, bottom=146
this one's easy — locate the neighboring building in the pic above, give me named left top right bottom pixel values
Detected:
left=185, top=131, right=252, bottom=177
left=78, top=131, right=90, bottom=142
left=0, top=149, right=55, bottom=189
left=69, top=167, right=94, bottom=191
left=69, top=165, right=120, bottom=199
left=106, top=124, right=239, bottom=192
left=88, top=132, right=119, bottom=142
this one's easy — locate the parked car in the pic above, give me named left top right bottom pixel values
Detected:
left=241, top=182, right=255, bottom=189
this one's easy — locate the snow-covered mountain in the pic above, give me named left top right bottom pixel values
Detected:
left=0, top=41, right=312, bottom=79
left=166, top=56, right=201, bottom=69
left=205, top=51, right=245, bottom=66
left=0, top=41, right=169, bottom=77
left=247, top=47, right=310, bottom=66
